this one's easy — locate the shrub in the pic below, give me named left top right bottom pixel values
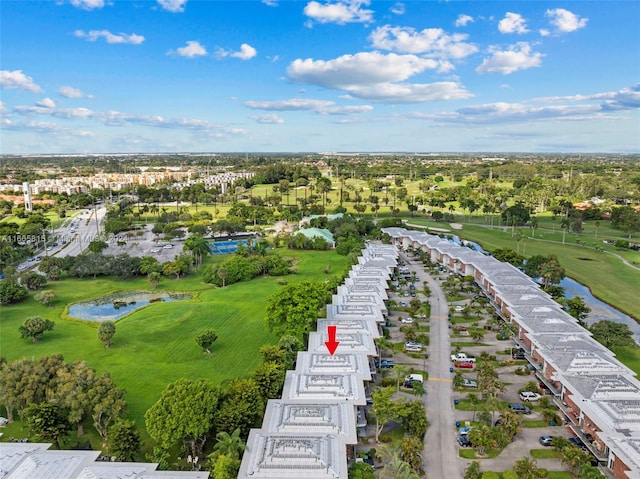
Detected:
left=502, top=471, right=518, bottom=479
left=481, top=473, right=499, bottom=479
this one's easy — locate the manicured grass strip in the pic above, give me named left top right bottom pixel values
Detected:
left=530, top=448, right=560, bottom=459
left=523, top=419, right=552, bottom=428
left=458, top=448, right=501, bottom=459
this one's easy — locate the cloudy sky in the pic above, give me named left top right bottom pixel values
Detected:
left=1, top=0, right=639, bottom=153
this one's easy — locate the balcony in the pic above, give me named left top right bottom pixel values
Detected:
left=568, top=424, right=608, bottom=463
left=534, top=372, right=561, bottom=397
left=552, top=397, right=580, bottom=425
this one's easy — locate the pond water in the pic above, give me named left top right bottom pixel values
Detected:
left=559, top=277, right=640, bottom=344
left=445, top=234, right=488, bottom=255
left=68, top=291, right=191, bottom=322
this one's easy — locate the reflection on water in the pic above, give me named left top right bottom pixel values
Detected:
left=68, top=291, right=191, bottom=322
left=560, top=277, right=640, bottom=344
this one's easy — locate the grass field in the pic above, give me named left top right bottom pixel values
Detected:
left=0, top=248, right=351, bottom=442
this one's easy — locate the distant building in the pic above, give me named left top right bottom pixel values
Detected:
left=22, top=182, right=32, bottom=212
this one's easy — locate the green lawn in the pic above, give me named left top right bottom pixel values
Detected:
left=0, top=249, right=350, bottom=437
left=530, top=448, right=560, bottom=459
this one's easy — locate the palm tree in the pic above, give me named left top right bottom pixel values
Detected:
left=210, top=428, right=245, bottom=459
left=380, top=454, right=420, bottom=479
left=184, top=235, right=210, bottom=267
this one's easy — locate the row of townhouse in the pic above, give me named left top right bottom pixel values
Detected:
left=237, top=242, right=399, bottom=479
left=382, top=227, right=640, bottom=479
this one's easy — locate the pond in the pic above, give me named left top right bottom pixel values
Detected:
left=67, top=291, right=191, bottom=322
left=444, top=234, right=488, bottom=255
left=559, top=277, right=640, bottom=344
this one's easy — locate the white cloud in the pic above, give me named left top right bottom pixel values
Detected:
left=74, top=29, right=145, bottom=44
left=342, top=82, right=472, bottom=103
left=261, top=0, right=278, bottom=6
left=539, top=29, right=550, bottom=37
left=69, top=0, right=105, bottom=10
left=476, top=42, right=543, bottom=75
left=288, top=52, right=438, bottom=88
left=0, top=70, right=42, bottom=92
left=10, top=101, right=248, bottom=138
left=157, top=0, right=187, bottom=13
left=369, top=25, right=478, bottom=60
left=303, top=0, right=373, bottom=25
left=454, top=14, right=473, bottom=27
left=287, top=51, right=472, bottom=103
left=169, top=41, right=207, bottom=58
left=251, top=114, right=284, bottom=124
left=390, top=2, right=404, bottom=15
left=498, top=12, right=529, bottom=34
left=58, top=85, right=94, bottom=98
left=217, top=43, right=257, bottom=60
left=36, top=98, right=56, bottom=108
left=244, top=98, right=373, bottom=115
left=546, top=8, right=588, bottom=33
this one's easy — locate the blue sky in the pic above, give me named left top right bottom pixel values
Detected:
left=1, top=0, right=639, bottom=153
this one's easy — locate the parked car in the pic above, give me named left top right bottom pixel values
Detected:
left=458, top=426, right=473, bottom=436
left=508, top=403, right=532, bottom=414
left=375, top=359, right=395, bottom=369
left=520, top=391, right=543, bottom=402
left=405, top=342, right=423, bottom=352
left=462, top=378, right=478, bottom=388
left=457, top=435, right=472, bottom=447
left=539, top=435, right=555, bottom=447
left=455, top=361, right=474, bottom=369
left=454, top=305, right=464, bottom=312
left=401, top=317, right=414, bottom=324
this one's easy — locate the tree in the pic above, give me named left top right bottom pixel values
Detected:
left=184, top=235, right=210, bottom=267
left=348, top=462, right=375, bottom=479
left=398, top=435, right=423, bottom=471
left=217, top=267, right=228, bottom=287
left=395, top=399, right=428, bottom=438
left=145, top=379, right=221, bottom=459
left=196, top=330, right=218, bottom=354
left=513, top=456, right=547, bottom=478
left=491, top=248, right=525, bottom=267
left=564, top=296, right=591, bottom=324
left=88, top=239, right=108, bottom=254
left=212, top=428, right=245, bottom=459
left=19, top=316, right=55, bottom=342
left=147, top=271, right=161, bottom=289
left=464, top=461, right=482, bottom=479
left=253, top=361, right=285, bottom=400
left=23, top=402, right=71, bottom=449
left=372, top=387, right=395, bottom=443
left=215, top=378, right=264, bottom=437
left=108, top=419, right=141, bottom=461
left=0, top=280, right=28, bottom=304
left=265, top=280, right=332, bottom=338
left=140, top=256, right=161, bottom=275
left=98, top=321, right=116, bottom=348
left=21, top=271, right=47, bottom=291
left=211, top=453, right=241, bottom=479
left=380, top=454, right=420, bottom=479
left=34, top=289, right=56, bottom=306
left=590, top=320, right=636, bottom=349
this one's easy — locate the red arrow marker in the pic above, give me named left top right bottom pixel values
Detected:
left=325, top=325, right=340, bottom=356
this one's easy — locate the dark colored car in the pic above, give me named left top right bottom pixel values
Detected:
left=457, top=435, right=472, bottom=447
left=508, top=403, right=532, bottom=414
left=375, top=359, right=396, bottom=369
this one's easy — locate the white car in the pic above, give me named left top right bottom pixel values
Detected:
left=150, top=248, right=161, bottom=253
left=519, top=391, right=542, bottom=402
left=163, top=244, right=173, bottom=249
left=401, top=317, right=414, bottom=324
left=405, top=341, right=423, bottom=352
left=454, top=305, right=464, bottom=312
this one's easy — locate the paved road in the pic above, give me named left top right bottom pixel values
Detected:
left=54, top=206, right=107, bottom=258
left=420, top=266, right=464, bottom=478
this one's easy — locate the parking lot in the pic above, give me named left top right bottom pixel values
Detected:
left=102, top=224, right=185, bottom=262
